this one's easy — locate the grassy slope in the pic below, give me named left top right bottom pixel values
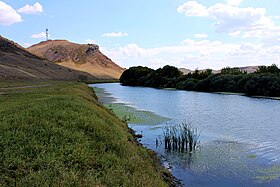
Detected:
left=0, top=82, right=169, bottom=187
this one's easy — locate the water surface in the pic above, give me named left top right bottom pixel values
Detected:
left=91, top=83, right=280, bottom=187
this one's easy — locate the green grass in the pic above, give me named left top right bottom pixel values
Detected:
left=105, top=103, right=170, bottom=125
left=0, top=81, right=170, bottom=187
left=255, top=165, right=280, bottom=182
left=247, top=154, right=257, bottom=159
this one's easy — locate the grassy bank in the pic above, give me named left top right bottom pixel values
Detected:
left=0, top=81, right=172, bottom=186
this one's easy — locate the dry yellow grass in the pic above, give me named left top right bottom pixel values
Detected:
left=28, top=40, right=124, bottom=80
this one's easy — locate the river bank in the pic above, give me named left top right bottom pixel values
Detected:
left=0, top=81, right=177, bottom=186
left=92, top=83, right=280, bottom=187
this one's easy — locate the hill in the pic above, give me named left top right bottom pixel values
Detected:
left=179, top=66, right=260, bottom=75
left=28, top=40, right=124, bottom=79
left=0, top=35, right=95, bottom=81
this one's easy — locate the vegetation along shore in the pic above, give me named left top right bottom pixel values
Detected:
left=120, top=64, right=280, bottom=98
left=0, top=80, right=178, bottom=187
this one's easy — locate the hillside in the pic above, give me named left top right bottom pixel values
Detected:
left=28, top=40, right=124, bottom=79
left=0, top=36, right=95, bottom=81
left=179, top=66, right=260, bottom=75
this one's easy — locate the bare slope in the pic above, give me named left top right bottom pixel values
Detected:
left=179, top=66, right=260, bottom=75
left=0, top=36, right=95, bottom=81
left=28, top=40, right=124, bottom=79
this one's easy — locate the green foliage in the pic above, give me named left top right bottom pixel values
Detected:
left=120, top=65, right=181, bottom=88
left=120, top=66, right=153, bottom=86
left=256, top=64, right=280, bottom=74
left=0, top=82, right=168, bottom=187
left=221, top=67, right=246, bottom=75
left=120, top=64, right=280, bottom=97
left=162, top=123, right=201, bottom=152
left=244, top=73, right=280, bottom=96
left=155, top=65, right=182, bottom=78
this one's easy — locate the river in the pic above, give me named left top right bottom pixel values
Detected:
left=90, top=83, right=280, bottom=187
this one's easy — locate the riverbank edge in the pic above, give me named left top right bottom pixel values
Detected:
left=89, top=84, right=182, bottom=186
left=0, top=80, right=181, bottom=186
left=150, top=86, right=280, bottom=101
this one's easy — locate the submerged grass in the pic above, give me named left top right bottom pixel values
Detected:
left=104, top=103, right=170, bottom=125
left=255, top=165, right=280, bottom=182
left=0, top=81, right=170, bottom=187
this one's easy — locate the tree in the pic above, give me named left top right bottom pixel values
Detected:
left=120, top=66, right=154, bottom=86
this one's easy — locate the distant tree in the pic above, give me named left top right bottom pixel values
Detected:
left=119, top=64, right=280, bottom=97
left=120, top=66, right=154, bottom=86
left=256, top=64, right=279, bottom=74
left=221, top=67, right=246, bottom=75
left=176, top=78, right=198, bottom=90
left=244, top=74, right=280, bottom=96
left=156, top=65, right=182, bottom=78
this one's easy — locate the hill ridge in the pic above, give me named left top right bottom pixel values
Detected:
left=28, top=40, right=124, bottom=79
left=0, top=36, right=95, bottom=81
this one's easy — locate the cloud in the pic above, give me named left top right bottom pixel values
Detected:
left=227, top=0, right=243, bottom=6
left=209, top=4, right=274, bottom=33
left=17, top=2, right=43, bottom=14
left=0, top=1, right=22, bottom=26
left=229, top=31, right=241, bottom=37
left=177, top=1, right=275, bottom=34
left=194, top=33, right=208, bottom=38
left=177, top=1, right=208, bottom=17
left=100, top=39, right=280, bottom=70
left=31, top=32, right=48, bottom=39
left=102, top=32, right=128, bottom=37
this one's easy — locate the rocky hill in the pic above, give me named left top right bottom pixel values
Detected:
left=28, top=40, right=124, bottom=79
left=0, top=36, right=95, bottom=81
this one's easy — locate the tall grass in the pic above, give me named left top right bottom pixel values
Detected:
left=162, top=123, right=201, bottom=152
left=0, top=82, right=170, bottom=187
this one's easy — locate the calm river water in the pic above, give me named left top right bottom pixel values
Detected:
left=91, top=83, right=280, bottom=187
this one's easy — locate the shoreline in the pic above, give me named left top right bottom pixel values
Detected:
left=91, top=85, right=182, bottom=186
left=0, top=80, right=178, bottom=186
left=121, top=84, right=280, bottom=101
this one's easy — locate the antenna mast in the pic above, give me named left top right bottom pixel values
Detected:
left=46, top=28, right=49, bottom=41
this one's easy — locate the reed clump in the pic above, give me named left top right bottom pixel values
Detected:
left=162, top=123, right=201, bottom=152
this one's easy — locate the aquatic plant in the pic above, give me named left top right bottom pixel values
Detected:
left=161, top=123, right=201, bottom=152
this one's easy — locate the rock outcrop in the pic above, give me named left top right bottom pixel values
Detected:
left=28, top=40, right=124, bottom=79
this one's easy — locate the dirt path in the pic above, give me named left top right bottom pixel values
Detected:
left=0, top=64, right=37, bottom=78
left=0, top=84, right=51, bottom=90
left=0, top=84, right=51, bottom=95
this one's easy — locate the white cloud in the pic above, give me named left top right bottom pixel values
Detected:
left=177, top=1, right=275, bottom=34
left=229, top=31, right=241, bottom=37
left=0, top=1, right=22, bottom=26
left=177, top=1, right=208, bottom=17
left=100, top=39, right=280, bottom=70
left=209, top=4, right=274, bottom=33
left=227, top=0, right=243, bottom=6
left=17, top=2, right=43, bottom=14
left=31, top=32, right=48, bottom=39
left=194, top=33, right=208, bottom=38
left=102, top=32, right=128, bottom=37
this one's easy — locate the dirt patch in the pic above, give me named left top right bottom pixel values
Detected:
left=0, top=84, right=51, bottom=90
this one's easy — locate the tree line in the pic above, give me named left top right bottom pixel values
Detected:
left=120, top=64, right=280, bottom=97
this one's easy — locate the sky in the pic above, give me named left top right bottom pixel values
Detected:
left=0, top=0, right=280, bottom=70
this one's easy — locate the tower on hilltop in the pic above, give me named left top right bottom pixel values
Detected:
left=46, top=28, right=49, bottom=41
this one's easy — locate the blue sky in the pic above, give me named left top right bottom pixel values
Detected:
left=0, top=0, right=280, bottom=70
